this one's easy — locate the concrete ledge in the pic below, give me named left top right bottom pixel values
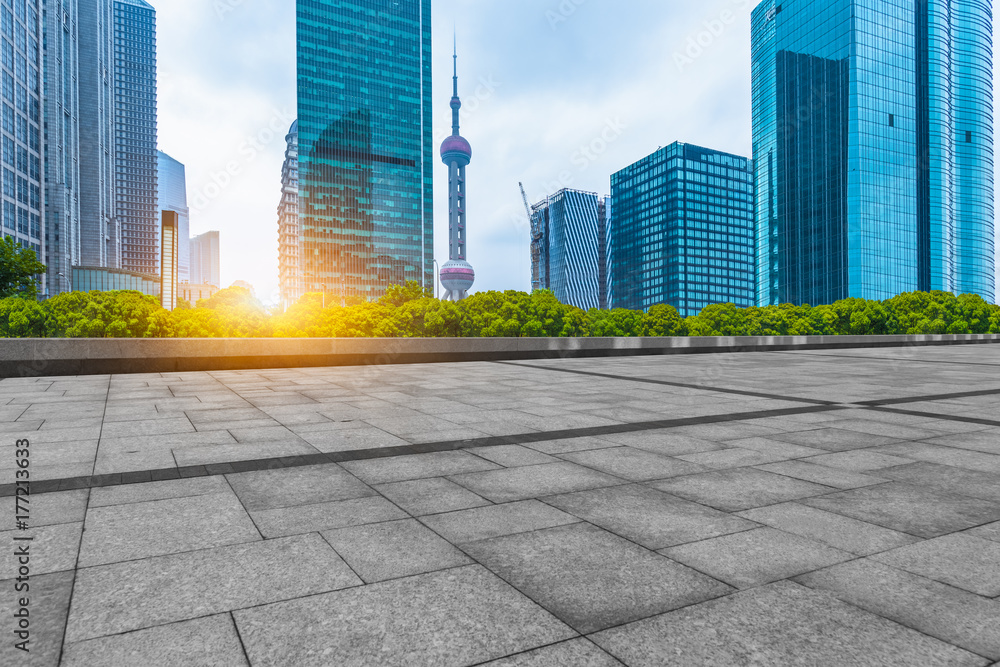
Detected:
left=2, top=334, right=1000, bottom=377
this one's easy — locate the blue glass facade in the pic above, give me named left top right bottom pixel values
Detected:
left=113, top=0, right=158, bottom=276
left=296, top=0, right=433, bottom=301
left=531, top=188, right=606, bottom=310
left=609, top=143, right=755, bottom=317
left=752, top=0, right=995, bottom=306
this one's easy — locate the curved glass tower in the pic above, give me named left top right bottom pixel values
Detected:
left=752, top=0, right=994, bottom=305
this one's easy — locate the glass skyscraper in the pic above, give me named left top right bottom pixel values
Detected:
left=189, top=230, right=220, bottom=288
left=752, top=0, right=995, bottom=306
left=157, top=151, right=189, bottom=283
left=0, top=0, right=44, bottom=289
left=296, top=0, right=433, bottom=302
left=531, top=188, right=608, bottom=311
left=113, top=0, right=158, bottom=276
left=278, top=120, right=302, bottom=310
left=609, top=142, right=756, bottom=317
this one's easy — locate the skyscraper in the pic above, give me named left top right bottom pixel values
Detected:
left=1, top=0, right=45, bottom=290
left=160, top=210, right=177, bottom=310
left=752, top=0, right=995, bottom=306
left=78, top=0, right=117, bottom=269
left=278, top=120, right=303, bottom=310
left=530, top=188, right=607, bottom=311
left=439, top=45, right=474, bottom=302
left=42, top=0, right=80, bottom=296
left=189, top=230, right=220, bottom=288
left=609, top=142, right=755, bottom=316
left=113, top=0, right=157, bottom=276
left=157, top=151, right=189, bottom=283
left=296, top=0, right=433, bottom=302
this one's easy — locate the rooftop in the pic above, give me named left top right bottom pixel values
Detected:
left=3, top=345, right=1000, bottom=665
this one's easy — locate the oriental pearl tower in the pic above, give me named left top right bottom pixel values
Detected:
left=439, top=43, right=475, bottom=301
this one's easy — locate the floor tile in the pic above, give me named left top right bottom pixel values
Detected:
left=872, top=534, right=1000, bottom=597
left=448, top=461, right=624, bottom=503
left=877, top=462, right=1000, bottom=503
left=374, top=477, right=490, bottom=516
left=0, top=522, right=81, bottom=578
left=737, top=502, right=920, bottom=555
left=341, top=451, right=501, bottom=485
left=234, top=565, right=574, bottom=667
left=323, top=518, right=472, bottom=583
left=560, top=446, right=708, bottom=481
left=662, top=527, right=852, bottom=589
left=78, top=492, right=259, bottom=567
left=227, top=464, right=374, bottom=511
left=0, top=489, right=87, bottom=530
left=478, top=638, right=621, bottom=666
left=65, top=533, right=360, bottom=643
left=0, top=570, right=74, bottom=666
left=251, top=495, right=407, bottom=538
left=420, top=500, right=579, bottom=544
left=88, top=476, right=230, bottom=507
left=798, top=559, right=1000, bottom=661
left=802, top=482, right=1000, bottom=538
left=590, top=581, right=987, bottom=667
left=463, top=522, right=733, bottom=634
left=802, top=450, right=913, bottom=472
left=755, top=460, right=887, bottom=489
left=650, top=467, right=834, bottom=512
left=970, top=522, right=1000, bottom=543
left=465, top=445, right=560, bottom=467
left=770, top=427, right=902, bottom=452
left=545, top=483, right=757, bottom=549
left=61, top=613, right=249, bottom=667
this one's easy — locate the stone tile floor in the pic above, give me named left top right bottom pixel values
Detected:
left=2, top=345, right=1000, bottom=665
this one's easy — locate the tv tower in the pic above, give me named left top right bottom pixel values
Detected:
left=439, top=39, right=475, bottom=301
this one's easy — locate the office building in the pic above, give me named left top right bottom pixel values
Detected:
left=189, top=230, right=220, bottom=287
left=72, top=265, right=157, bottom=295
left=113, top=0, right=158, bottom=275
left=157, top=151, right=189, bottom=283
left=752, top=0, right=995, bottom=305
left=179, top=282, right=217, bottom=305
left=78, top=0, right=117, bottom=269
left=530, top=189, right=608, bottom=311
left=1, top=0, right=45, bottom=290
left=439, top=46, right=475, bottom=301
left=296, top=0, right=433, bottom=302
left=160, top=210, right=177, bottom=310
left=43, top=0, right=80, bottom=296
left=277, top=120, right=302, bottom=310
left=609, top=142, right=755, bottom=317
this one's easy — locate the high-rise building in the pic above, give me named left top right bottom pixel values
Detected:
left=752, top=0, right=995, bottom=306
left=277, top=120, right=302, bottom=310
left=296, top=0, right=433, bottom=302
left=157, top=151, right=189, bottom=283
left=530, top=188, right=608, bottom=311
left=78, top=0, right=117, bottom=269
left=609, top=142, right=755, bottom=317
left=160, top=210, right=177, bottom=310
left=189, top=230, right=220, bottom=288
left=42, top=0, right=80, bottom=296
left=439, top=45, right=475, bottom=302
left=113, top=0, right=157, bottom=276
left=1, top=0, right=45, bottom=290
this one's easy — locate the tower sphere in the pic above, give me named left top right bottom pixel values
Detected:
left=440, top=259, right=476, bottom=293
left=440, top=134, right=472, bottom=165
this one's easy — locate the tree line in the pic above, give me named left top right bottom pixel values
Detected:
left=1, top=281, right=998, bottom=339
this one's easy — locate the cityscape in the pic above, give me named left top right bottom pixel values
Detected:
left=4, top=2, right=1000, bottom=666
left=2, top=0, right=995, bottom=315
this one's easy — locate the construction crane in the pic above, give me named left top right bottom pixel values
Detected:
left=521, top=182, right=544, bottom=293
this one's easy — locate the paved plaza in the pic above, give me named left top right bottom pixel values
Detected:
left=3, top=344, right=1000, bottom=666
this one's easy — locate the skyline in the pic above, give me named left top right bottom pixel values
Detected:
left=157, top=0, right=1000, bottom=305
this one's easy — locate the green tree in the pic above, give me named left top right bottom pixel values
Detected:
left=0, top=237, right=46, bottom=299
left=640, top=304, right=688, bottom=337
left=0, top=297, right=48, bottom=337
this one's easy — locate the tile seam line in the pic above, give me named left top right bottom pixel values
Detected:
left=493, top=361, right=837, bottom=406
left=780, top=350, right=1000, bottom=369
left=1, top=404, right=845, bottom=497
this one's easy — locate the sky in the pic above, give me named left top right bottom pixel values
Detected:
left=155, top=0, right=999, bottom=304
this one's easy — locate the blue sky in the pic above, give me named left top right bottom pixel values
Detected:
left=155, top=0, right=998, bottom=303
